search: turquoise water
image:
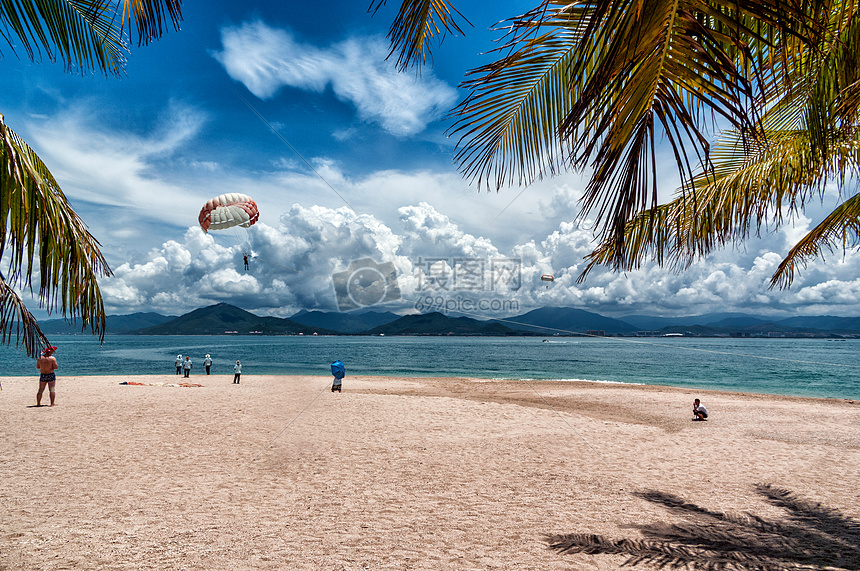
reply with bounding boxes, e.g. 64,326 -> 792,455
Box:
2,335 -> 858,399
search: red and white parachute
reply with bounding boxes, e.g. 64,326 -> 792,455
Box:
198,193 -> 259,233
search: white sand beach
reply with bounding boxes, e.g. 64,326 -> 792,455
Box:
1,374 -> 858,570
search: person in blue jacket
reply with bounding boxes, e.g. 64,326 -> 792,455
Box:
331,360 -> 345,392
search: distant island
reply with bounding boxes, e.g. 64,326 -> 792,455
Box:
35,303 -> 860,338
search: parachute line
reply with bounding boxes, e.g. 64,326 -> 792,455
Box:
235,91 -> 356,213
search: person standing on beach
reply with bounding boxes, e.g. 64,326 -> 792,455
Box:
183,356 -> 193,378
203,354 -> 213,375
174,354 -> 183,375
331,360 -> 345,393
233,360 -> 242,384
693,398 -> 708,421
36,346 -> 59,407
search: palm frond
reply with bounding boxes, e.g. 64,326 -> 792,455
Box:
579,3 -> 860,283
578,123 -> 859,283
0,115 -> 112,351
448,25 -> 581,190
0,0 -> 182,75
369,0 -> 469,71
0,0 -> 125,74
771,191 -> 860,288
447,0 -> 841,263
0,274 -> 50,357
120,0 -> 182,46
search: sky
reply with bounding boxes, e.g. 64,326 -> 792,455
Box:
3,1 -> 860,321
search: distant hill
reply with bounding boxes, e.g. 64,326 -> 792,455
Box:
289,310 -> 400,334
38,312 -> 176,335
708,316 -> 771,328
619,312 -> 860,335
35,305 -> 860,337
367,312 -> 514,335
135,303 -> 333,335
619,312 -> 772,330
778,315 -> 860,331
506,307 -> 638,335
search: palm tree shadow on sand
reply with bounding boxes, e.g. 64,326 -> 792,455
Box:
547,484 -> 860,570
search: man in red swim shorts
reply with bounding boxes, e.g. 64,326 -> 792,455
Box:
36,346 -> 59,407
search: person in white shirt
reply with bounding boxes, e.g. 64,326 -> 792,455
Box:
233,360 -> 242,384
693,398 -> 709,421
203,354 -> 213,375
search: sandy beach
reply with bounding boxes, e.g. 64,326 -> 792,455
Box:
1,374 -> 858,570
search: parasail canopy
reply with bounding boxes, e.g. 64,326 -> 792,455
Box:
540,274 -> 554,282
198,193 -> 259,232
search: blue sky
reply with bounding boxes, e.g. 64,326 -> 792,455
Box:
3,1 -> 859,320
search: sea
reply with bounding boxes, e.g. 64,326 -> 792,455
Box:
2,335 -> 858,400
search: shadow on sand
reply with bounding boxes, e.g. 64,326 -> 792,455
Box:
547,484 -> 860,570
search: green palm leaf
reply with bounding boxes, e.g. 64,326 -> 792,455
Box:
0,0 -> 182,75
771,192 -> 860,288
448,26 -> 580,191
119,0 -> 182,47
0,0 -> 181,356
369,0 -> 469,71
580,3 -> 860,286
1,115 -> 112,355
0,275 -> 50,358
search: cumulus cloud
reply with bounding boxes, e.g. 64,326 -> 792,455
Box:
213,20 -> 457,136
98,200 -> 860,319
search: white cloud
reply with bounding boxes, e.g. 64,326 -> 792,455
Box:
21,101 -> 211,264
97,200 -> 860,320
17,101 -> 860,321
213,20 -> 457,136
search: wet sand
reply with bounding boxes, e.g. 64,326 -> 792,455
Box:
1,374 -> 858,570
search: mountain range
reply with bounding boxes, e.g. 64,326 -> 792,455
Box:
34,304 -> 860,337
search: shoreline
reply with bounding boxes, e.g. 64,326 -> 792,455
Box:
3,374 -> 859,569
2,373 -> 857,403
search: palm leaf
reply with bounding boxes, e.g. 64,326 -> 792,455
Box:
0,114 -> 112,356
369,0 -> 469,71
580,4 -> 860,286
448,0 -> 835,261
578,124 -> 859,282
0,274 -> 50,357
0,0 -> 182,75
771,192 -> 860,288
120,0 -> 182,46
448,24 -> 581,190
0,0 -> 125,74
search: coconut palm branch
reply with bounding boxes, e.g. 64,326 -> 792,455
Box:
771,192 -> 860,288
0,274 -> 50,359
578,123 -> 860,282
368,0 -> 469,71
1,115 -> 112,354
446,0 -> 829,255
119,0 -> 182,46
0,0 -> 124,74
0,0 -> 181,76
579,4 -> 860,286
1,0 -> 182,356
